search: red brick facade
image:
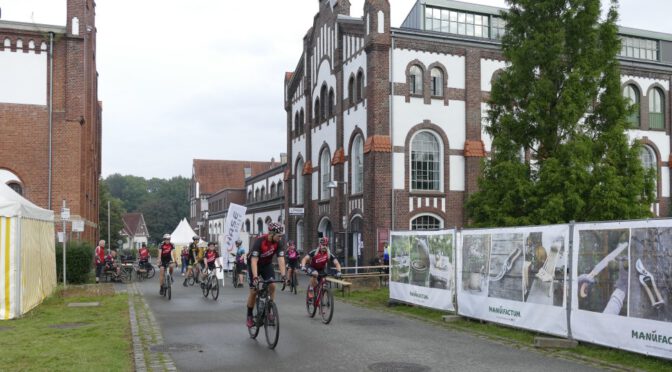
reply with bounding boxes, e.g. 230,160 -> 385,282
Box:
0,0 -> 102,242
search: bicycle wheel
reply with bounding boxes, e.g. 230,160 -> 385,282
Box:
202,276 -> 210,298
264,301 -> 280,349
146,266 -> 156,279
292,272 -> 298,294
248,302 -> 261,339
187,274 -> 195,286
166,274 -> 172,301
211,278 -> 219,300
305,287 -> 316,318
319,287 -> 334,324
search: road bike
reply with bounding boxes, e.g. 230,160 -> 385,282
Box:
201,266 -> 221,300
281,265 -> 298,294
232,262 -> 246,288
248,279 -> 283,349
185,263 -> 202,286
305,270 -> 336,324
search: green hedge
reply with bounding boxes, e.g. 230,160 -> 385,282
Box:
55,241 -> 94,284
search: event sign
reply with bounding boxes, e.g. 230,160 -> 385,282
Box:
571,220 -> 672,359
389,230 -> 455,311
458,225 -> 570,337
221,203 -> 246,253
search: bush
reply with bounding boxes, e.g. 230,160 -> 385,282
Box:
148,245 -> 159,259
55,241 -> 94,284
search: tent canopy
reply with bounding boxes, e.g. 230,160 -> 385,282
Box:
0,183 -> 53,221
169,218 -> 199,246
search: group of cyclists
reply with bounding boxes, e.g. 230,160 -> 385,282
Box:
139,221 -> 342,329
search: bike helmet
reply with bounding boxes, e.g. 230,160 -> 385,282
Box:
192,235 -> 200,241
162,234 -> 171,240
235,239 -> 243,245
319,236 -> 329,246
268,222 -> 285,235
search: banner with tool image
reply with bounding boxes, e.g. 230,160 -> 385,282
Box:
389,230 -> 455,311
457,225 -> 570,337
571,220 -> 672,359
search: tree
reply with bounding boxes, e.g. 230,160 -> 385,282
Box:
98,181 -> 126,248
106,173 -> 148,212
466,0 -> 654,227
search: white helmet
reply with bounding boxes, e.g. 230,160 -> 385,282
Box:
163,234 -> 171,240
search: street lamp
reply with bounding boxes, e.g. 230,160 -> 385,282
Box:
327,180 -> 351,272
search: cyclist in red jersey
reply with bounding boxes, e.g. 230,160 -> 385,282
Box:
284,241 -> 300,290
94,240 -> 106,283
158,234 -> 175,295
246,222 -> 287,328
138,243 -> 150,271
204,241 -> 220,272
300,236 -> 342,299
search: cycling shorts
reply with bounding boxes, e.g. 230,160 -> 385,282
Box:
248,264 -> 275,288
160,256 -> 172,268
287,260 -> 299,269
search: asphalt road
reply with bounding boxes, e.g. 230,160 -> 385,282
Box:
137,272 -> 602,372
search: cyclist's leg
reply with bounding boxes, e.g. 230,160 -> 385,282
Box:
159,265 -> 165,288
246,268 -> 257,325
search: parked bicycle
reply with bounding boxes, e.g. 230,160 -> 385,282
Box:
135,261 -> 156,281
248,279 -> 283,349
201,266 -> 221,300
305,270 -> 335,324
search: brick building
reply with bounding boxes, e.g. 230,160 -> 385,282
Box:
0,0 -> 102,242
284,0 -> 672,264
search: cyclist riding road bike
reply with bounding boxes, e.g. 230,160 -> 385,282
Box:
246,222 -> 287,328
234,239 -> 247,288
300,237 -> 342,300
183,235 -> 200,287
158,234 -> 175,295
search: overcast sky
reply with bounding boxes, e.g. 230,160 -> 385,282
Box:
1,0 -> 671,179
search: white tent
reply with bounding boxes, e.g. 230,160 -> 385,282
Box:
170,218 -> 199,246
0,183 -> 56,320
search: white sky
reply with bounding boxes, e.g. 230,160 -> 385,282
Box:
1,0 -> 670,178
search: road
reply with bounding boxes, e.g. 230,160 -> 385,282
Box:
136,273 -> 602,372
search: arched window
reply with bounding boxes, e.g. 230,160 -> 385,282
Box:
261,186 -> 266,200
640,145 -> 657,200
314,98 -> 320,122
296,220 -> 304,253
409,65 -> 423,95
277,181 -> 283,197
320,84 -> 328,120
296,159 -> 305,204
430,68 -> 443,96
299,109 -> 305,134
245,219 -> 251,232
248,190 -> 253,202
328,88 -> 335,117
356,70 -> 364,101
351,134 -> 364,194
6,182 -> 22,196
411,215 -> 442,230
255,188 -> 260,201
348,75 -> 355,106
270,183 -> 276,198
320,148 -> 332,200
649,88 -> 665,129
257,218 -> 264,234
623,85 -> 640,128
294,112 -> 300,135
411,131 -> 441,191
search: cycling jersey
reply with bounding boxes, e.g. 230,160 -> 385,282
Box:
286,248 -> 299,262
235,247 -> 246,265
139,248 -> 149,261
188,243 -> 199,264
159,243 -> 174,258
307,248 -> 336,271
95,245 -> 105,264
205,249 -> 219,265
249,234 -> 285,266
196,247 -> 205,261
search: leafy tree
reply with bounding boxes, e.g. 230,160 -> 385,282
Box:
106,173 -> 148,212
98,181 -> 126,248
467,0 -> 654,227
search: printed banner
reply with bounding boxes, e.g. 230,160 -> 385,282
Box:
221,203 -> 247,271
389,230 -> 455,311
571,220 -> 672,360
458,225 -> 570,337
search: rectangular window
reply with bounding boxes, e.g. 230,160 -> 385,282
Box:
619,36 -> 658,61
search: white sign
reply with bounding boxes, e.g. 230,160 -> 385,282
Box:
57,232 -> 64,243
72,220 -> 84,232
289,208 -> 304,216
60,208 -> 70,220
389,230 -> 456,312
222,203 -> 247,253
457,225 -> 570,338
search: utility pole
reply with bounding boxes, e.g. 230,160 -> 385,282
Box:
107,200 -> 111,253
61,200 -> 70,288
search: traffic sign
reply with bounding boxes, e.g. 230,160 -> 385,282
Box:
289,208 -> 304,216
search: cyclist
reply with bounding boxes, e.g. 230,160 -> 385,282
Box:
300,237 -> 342,300
138,242 -> 150,271
104,249 -> 122,282
284,241 -> 300,291
183,236 -> 200,287
158,234 -> 175,295
234,239 -> 247,288
246,222 -> 287,328
202,241 -> 220,287
195,240 -> 206,283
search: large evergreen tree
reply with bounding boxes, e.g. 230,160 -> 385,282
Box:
466,0 -> 655,227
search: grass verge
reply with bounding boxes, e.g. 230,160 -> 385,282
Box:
0,285 -> 133,372
343,288 -> 671,372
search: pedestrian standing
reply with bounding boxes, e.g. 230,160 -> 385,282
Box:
94,240 -> 106,283
181,246 -> 189,276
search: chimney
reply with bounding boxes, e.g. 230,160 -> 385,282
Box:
271,157 -> 276,166
280,153 -> 288,164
